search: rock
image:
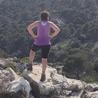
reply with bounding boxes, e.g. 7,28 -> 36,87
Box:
85,83 -> 98,92
66,79 -> 84,91
1,58 -> 98,98
0,59 -> 7,69
0,58 -> 17,71
7,77 -> 31,98
0,58 -> 14,66
0,68 -> 17,93
22,73 -> 40,98
0,90 -> 28,98
51,73 -> 67,84
81,91 -> 98,98
87,91 -> 98,98
0,64 -> 31,98
0,59 -> 6,65
22,64 -> 85,98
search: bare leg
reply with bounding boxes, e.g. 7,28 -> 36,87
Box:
42,58 -> 48,74
27,49 -> 35,71
29,49 -> 35,64
40,58 -> 48,82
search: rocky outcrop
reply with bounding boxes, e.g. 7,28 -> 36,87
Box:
22,64 -> 98,98
0,58 -> 98,98
0,68 -> 31,98
0,58 -> 31,98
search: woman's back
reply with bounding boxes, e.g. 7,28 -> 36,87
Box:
34,21 -> 51,45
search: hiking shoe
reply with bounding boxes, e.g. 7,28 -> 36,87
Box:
40,73 -> 46,82
27,63 -> 33,71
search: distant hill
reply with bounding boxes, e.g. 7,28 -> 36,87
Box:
0,0 -> 98,53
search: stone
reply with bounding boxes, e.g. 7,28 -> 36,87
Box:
0,65 -> 31,98
0,68 -> 17,93
85,83 -> 98,92
82,91 -> 98,98
8,77 -> 31,98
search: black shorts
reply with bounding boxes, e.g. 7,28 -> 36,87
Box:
31,44 -> 51,58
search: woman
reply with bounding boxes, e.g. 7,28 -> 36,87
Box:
27,11 -> 60,82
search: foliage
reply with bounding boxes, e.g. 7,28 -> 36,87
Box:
94,60 -> 98,73
0,48 -> 8,58
0,0 -> 98,82
5,62 -> 17,72
63,48 -> 88,79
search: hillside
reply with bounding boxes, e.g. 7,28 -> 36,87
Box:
0,0 -> 98,81
0,0 -> 98,53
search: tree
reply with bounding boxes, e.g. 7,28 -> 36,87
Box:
94,60 -> 98,73
63,48 -> 89,79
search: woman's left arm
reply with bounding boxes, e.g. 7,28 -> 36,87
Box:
49,21 -> 60,38
27,21 -> 39,39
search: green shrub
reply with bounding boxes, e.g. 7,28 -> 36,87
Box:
0,49 -> 8,58
5,62 -> 17,72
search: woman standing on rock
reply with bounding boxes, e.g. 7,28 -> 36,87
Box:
27,11 -> 60,82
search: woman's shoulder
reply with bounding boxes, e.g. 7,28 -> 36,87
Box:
48,21 -> 53,24
48,21 -> 55,26
34,20 -> 40,24
31,20 -> 40,26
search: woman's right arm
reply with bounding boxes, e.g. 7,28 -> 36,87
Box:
27,21 -> 39,39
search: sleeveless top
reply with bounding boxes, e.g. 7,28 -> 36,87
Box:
34,21 -> 51,45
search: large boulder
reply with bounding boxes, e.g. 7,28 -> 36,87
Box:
8,77 -> 31,98
0,68 -> 17,93
0,65 -> 31,98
